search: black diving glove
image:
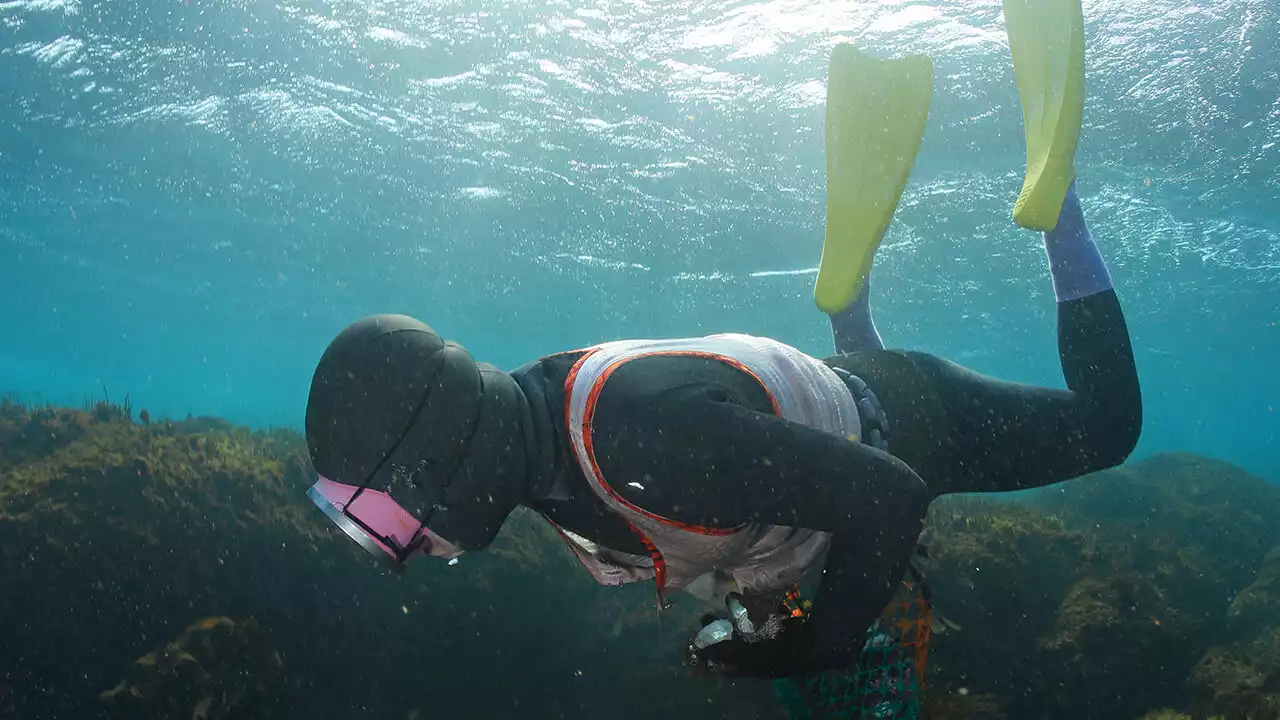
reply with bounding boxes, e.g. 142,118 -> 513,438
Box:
684,593 -> 845,679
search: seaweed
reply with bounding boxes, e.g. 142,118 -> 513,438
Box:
100,616 -> 284,719
3,398 -> 1280,719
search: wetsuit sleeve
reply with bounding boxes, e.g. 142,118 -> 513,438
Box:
591,383 -> 932,662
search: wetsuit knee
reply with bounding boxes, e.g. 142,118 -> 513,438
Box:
1058,290 -> 1143,472
1081,393 -> 1141,472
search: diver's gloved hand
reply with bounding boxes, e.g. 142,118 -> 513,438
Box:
684,593 -> 843,679
686,617 -> 819,679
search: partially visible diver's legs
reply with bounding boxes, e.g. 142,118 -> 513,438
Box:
913,180 -> 1141,494
828,182 -> 1142,496
828,278 -> 885,354
1043,180 -> 1113,302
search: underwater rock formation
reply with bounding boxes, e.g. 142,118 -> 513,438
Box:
920,453 -> 1280,720
1187,636 -> 1280,720
1184,546 -> 1280,720
1226,546 -> 1280,640
0,399 -> 766,719
1,397 -> 1279,720
100,616 -> 283,719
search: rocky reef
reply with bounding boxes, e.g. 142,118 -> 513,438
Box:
1,397 -> 1279,719
100,616 -> 283,719
919,453 -> 1280,720
0,398 -> 772,719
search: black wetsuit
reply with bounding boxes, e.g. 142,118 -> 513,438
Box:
514,288 -> 1141,668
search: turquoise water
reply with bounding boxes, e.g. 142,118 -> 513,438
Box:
2,0 -> 1277,478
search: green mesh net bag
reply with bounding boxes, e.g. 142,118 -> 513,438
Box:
773,576 -> 933,720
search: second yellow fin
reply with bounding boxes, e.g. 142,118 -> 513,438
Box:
815,44 -> 933,315
1004,0 -> 1086,231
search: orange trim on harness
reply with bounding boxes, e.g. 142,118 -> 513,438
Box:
564,347 -> 783,607
569,348 -> 780,535
631,527 -> 669,609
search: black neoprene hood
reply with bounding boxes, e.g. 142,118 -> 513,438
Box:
305,314 -> 524,552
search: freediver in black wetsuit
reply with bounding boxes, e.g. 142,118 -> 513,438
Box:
301,179 -> 1141,680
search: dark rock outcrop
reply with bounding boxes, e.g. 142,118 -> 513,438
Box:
2,398 -> 1278,719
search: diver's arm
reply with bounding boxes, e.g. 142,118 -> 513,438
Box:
592,384 -> 931,665
593,383 -> 927,532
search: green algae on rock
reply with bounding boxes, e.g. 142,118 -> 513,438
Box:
0,398 -> 776,719
2,398 -> 1280,720
919,454 -> 1280,719
100,616 -> 283,720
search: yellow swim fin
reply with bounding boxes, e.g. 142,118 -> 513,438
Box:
815,44 -> 933,315
1003,0 -> 1086,231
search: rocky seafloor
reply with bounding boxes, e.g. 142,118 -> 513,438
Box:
1,398 -> 1277,720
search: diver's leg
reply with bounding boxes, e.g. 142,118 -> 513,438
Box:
828,278 -> 885,354
912,182 -> 1141,494
829,183 -> 1141,497
1043,180 -> 1114,302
